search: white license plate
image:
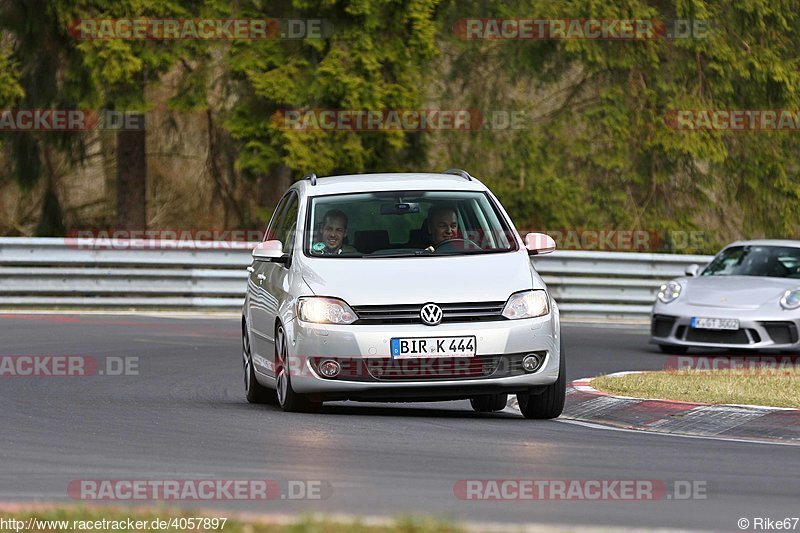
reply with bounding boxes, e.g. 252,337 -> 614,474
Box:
690,317 -> 740,330
390,336 -> 476,358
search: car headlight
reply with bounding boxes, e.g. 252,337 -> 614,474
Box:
502,290 -> 550,319
780,288 -> 800,310
657,281 -> 682,304
297,297 -> 357,324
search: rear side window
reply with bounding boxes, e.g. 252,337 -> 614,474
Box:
273,192 -> 299,254
279,196 -> 299,253
265,193 -> 291,241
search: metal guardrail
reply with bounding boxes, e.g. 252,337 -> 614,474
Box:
0,237 -> 713,318
531,250 -> 712,318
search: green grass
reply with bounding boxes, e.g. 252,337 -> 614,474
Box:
591,368 -> 800,408
0,507 -> 465,533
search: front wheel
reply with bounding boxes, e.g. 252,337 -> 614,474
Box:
275,325 -> 322,413
470,394 -> 508,412
517,345 -> 566,419
243,320 -> 275,404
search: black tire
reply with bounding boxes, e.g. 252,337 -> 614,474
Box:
470,394 -> 509,412
242,320 -> 275,404
275,324 -> 322,413
659,344 -> 688,355
517,345 -> 566,420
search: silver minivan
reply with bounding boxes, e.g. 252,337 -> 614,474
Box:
241,170 -> 564,418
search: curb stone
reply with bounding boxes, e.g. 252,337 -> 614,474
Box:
510,372 -> 800,444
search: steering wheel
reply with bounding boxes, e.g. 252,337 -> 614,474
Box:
434,238 -> 482,252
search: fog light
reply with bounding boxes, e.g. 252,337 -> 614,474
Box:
318,359 -> 341,378
522,354 -> 542,372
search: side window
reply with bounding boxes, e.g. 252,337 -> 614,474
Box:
274,193 -> 299,254
265,194 -> 291,241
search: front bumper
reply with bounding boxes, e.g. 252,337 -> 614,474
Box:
651,311 -> 800,351
284,312 -> 560,399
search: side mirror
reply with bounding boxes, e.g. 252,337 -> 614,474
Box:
524,233 -> 556,255
253,240 -> 288,262
684,264 -> 700,277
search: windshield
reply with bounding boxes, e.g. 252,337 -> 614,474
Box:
702,245 -> 800,278
304,190 -> 518,257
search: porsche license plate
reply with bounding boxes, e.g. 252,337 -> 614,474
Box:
690,317 -> 739,330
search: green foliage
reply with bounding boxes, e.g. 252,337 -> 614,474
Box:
225,0 -> 441,179
2,0 -> 800,247
0,0 -> 95,199
431,0 -> 800,250
0,43 -> 22,164
0,45 -> 23,107
71,0 -> 208,110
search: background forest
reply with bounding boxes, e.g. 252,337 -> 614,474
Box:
1,0 -> 800,253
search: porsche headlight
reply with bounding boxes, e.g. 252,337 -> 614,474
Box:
657,281 -> 682,304
502,290 -> 550,319
297,297 -> 357,324
780,288 -> 800,310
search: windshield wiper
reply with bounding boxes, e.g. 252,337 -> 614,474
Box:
363,251 -> 431,258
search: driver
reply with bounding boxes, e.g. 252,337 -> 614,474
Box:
312,209 -> 357,255
424,205 -> 458,251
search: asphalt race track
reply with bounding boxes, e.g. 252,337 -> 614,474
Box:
1,314 -> 798,530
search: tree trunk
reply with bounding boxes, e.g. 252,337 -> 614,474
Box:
34,146 -> 65,236
116,113 -> 147,229
35,184 -> 65,236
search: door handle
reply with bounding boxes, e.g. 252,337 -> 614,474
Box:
257,274 -> 267,282
247,266 -> 255,273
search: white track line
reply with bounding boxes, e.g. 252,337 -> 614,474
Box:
554,417 -> 800,447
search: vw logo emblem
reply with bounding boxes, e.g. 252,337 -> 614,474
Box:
420,303 -> 443,326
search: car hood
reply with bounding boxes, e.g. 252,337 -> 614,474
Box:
685,275 -> 800,308
301,252 -> 537,305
